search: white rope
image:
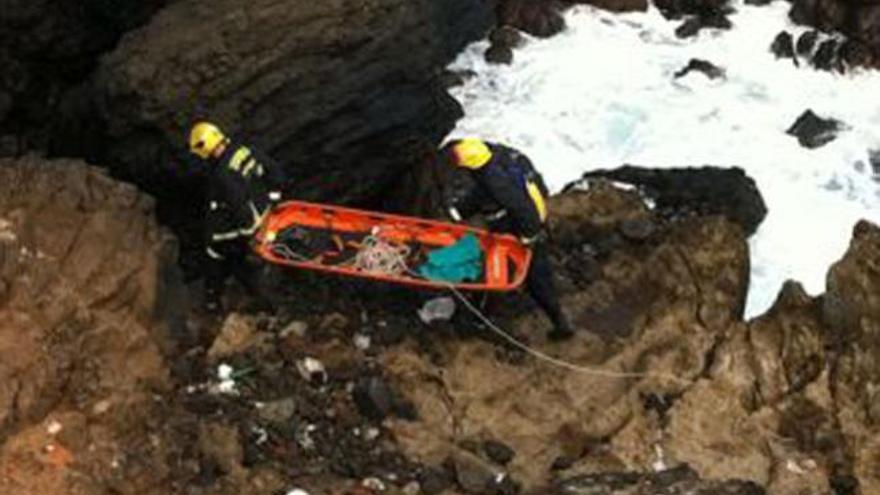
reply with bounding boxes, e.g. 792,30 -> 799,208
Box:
446,285 -> 694,385
271,230 -> 693,385
352,235 -> 411,275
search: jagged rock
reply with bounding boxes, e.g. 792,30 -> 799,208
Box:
485,45 -> 515,65
353,375 -> 416,421
578,0 -> 649,13
823,221 -> 880,493
494,0 -> 566,38
552,466 -> 766,494
747,281 -> 825,405
258,398 -> 298,425
870,149 -> 880,174
451,449 -> 506,494
654,0 -> 730,19
0,157 -> 183,493
812,39 -> 839,71
483,440 -> 516,466
786,109 -> 843,149
385,185 -> 751,489
796,30 -> 819,57
419,466 -> 455,495
208,313 -> 264,360
490,26 -> 525,49
675,14 -> 733,39
673,58 -> 726,79
770,32 -> 796,60
788,0 -> 880,70
578,166 -> 768,236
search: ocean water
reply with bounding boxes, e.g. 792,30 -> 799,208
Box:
446,0 -> 880,318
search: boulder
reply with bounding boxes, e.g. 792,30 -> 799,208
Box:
673,58 -> 726,79
577,166 -> 768,236
770,32 -> 796,60
786,109 -> 843,149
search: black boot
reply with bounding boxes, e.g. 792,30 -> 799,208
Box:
547,313 -> 575,341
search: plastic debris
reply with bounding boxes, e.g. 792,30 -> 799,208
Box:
354,333 -> 371,351
215,363 -> 239,395
362,477 -> 386,492
296,357 -> 328,384
418,297 -> 456,324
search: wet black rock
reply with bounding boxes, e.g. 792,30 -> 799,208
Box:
796,30 -> 820,57
483,440 -> 516,465
675,14 -> 733,38
576,165 -> 768,236
490,26 -> 525,49
674,58 -> 726,79
869,149 -> 880,175
485,45 -> 514,65
552,466 -> 766,494
654,0 -> 730,19
420,466 -> 456,495
495,0 -> 566,38
352,375 -> 417,421
787,109 -> 844,149
812,39 -> 840,71
770,31 -> 796,60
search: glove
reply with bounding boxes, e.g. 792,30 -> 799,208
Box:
519,230 -> 546,246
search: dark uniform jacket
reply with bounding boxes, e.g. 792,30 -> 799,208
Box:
451,143 -> 550,239
205,141 -> 286,258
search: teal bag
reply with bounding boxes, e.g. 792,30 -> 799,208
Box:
418,233 -> 483,283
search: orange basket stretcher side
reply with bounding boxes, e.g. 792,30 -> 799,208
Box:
253,200 -> 532,292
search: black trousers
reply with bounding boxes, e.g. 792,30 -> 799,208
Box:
205,238 -> 261,302
490,217 -> 567,330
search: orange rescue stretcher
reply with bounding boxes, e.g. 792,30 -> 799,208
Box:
254,200 -> 532,291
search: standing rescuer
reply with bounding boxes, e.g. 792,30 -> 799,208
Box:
442,138 -> 575,341
188,121 -> 287,312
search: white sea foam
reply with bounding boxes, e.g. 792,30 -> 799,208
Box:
447,0 -> 880,317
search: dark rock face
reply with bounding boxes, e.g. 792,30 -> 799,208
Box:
95,0 -> 492,206
574,165 -> 768,236
787,0 -> 880,70
0,0 -> 168,156
674,58 -> 726,79
787,109 -> 844,149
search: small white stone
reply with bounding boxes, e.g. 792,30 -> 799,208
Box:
47,420 -> 63,436
354,333 -> 371,351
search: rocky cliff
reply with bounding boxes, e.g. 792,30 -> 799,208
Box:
3,157 -> 878,494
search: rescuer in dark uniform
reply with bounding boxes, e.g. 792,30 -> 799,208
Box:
188,121 -> 286,312
441,138 -> 574,341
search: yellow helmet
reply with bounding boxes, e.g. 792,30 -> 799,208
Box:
450,138 -> 492,169
188,122 -> 227,159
